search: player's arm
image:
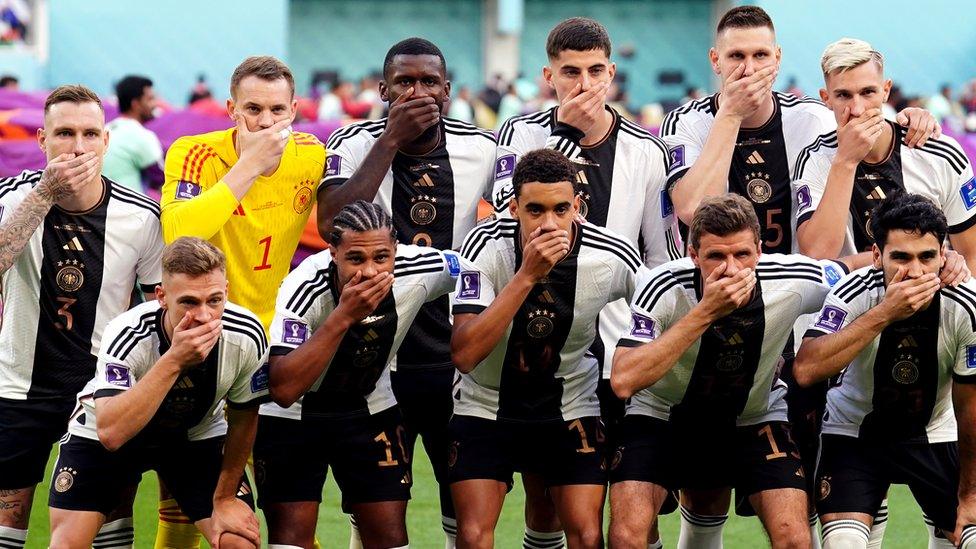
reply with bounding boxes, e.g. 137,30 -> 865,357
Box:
269,271 -> 393,407
451,227 -> 570,373
160,117 -> 290,243
0,154 -> 98,274
794,267 -> 940,386
316,87 -> 439,236
208,405 -> 261,548
95,313 -> 221,451
669,65 -> 776,224
611,263 -> 755,398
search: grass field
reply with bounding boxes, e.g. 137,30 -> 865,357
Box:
26,447 -> 929,548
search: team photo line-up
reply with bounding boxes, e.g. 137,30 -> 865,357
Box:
1,5 -> 974,549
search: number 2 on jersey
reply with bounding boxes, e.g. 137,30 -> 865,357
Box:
254,236 -> 272,271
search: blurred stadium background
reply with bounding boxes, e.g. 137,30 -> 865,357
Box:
2,0 -> 973,546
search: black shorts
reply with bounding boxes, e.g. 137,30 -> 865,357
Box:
253,407 -> 412,510
780,356 -> 828,494
815,434 -> 959,532
610,415 -> 807,498
0,397 -> 76,489
447,415 -> 607,488
48,434 -> 241,523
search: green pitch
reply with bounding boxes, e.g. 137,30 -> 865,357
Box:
27,447 -> 928,547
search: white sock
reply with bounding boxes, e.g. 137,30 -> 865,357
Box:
93,517 -> 134,549
349,515 -> 363,549
523,526 -> 564,549
821,519 -> 870,549
647,539 -> 664,549
810,512 -> 822,549
0,526 -> 27,549
677,505 -> 727,549
923,514 -> 954,549
442,515 -> 457,549
866,499 -> 887,549
960,525 -> 976,549
269,545 -> 304,549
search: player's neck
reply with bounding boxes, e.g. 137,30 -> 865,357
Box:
400,125 -> 442,156
56,174 -> 105,213
161,310 -> 176,343
740,95 -> 776,129
118,112 -> 141,124
863,121 -> 895,165
580,107 -> 614,146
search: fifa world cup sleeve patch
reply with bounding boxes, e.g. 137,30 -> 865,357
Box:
966,345 -> 976,369
105,364 -> 132,387
823,263 -> 843,287
797,185 -> 812,211
669,145 -> 685,169
495,154 -> 516,180
251,363 -> 270,393
660,190 -> 674,218
325,155 -> 342,177
814,306 -> 847,333
960,177 -> 976,210
630,313 -> 655,339
444,252 -> 461,277
281,319 -> 309,345
457,271 -> 481,300
175,180 -> 201,200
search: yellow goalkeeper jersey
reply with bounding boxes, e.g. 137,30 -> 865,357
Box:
161,127 -> 326,331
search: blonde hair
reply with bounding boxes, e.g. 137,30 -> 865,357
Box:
821,38 -> 884,77
230,55 -> 295,99
162,237 -> 226,277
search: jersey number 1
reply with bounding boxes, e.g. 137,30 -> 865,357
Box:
254,236 -> 272,271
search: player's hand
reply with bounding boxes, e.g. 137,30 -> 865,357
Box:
334,271 -> 394,324
951,496 -> 976,547
36,152 -> 100,202
519,226 -> 571,283
718,64 -> 777,121
940,249 -> 970,288
382,86 -> 441,148
896,107 -> 941,148
556,81 -> 610,135
836,107 -> 885,166
698,263 -> 756,320
235,114 -> 291,175
209,496 -> 261,549
879,267 -> 941,322
165,312 -> 221,369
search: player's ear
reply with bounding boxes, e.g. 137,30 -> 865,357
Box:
155,285 -> 166,308
443,79 -> 451,100
607,62 -> 616,81
708,48 -> 720,75
882,79 -> 892,103
872,244 -> 883,270
379,80 -> 389,103
36,127 -> 45,151
509,197 -> 519,219
688,245 -> 701,267
225,98 -> 235,120
819,88 -> 829,105
542,66 -> 554,88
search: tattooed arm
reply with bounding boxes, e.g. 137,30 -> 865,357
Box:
0,152 -> 98,274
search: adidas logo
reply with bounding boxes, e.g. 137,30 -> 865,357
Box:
867,186 -> 886,200
233,205 -> 246,216
174,377 -> 194,390
576,170 -> 589,185
723,332 -> 744,345
745,150 -> 765,165
539,290 -> 556,304
413,174 -> 435,187
62,237 -> 83,251
363,329 -> 378,343
899,336 -> 918,348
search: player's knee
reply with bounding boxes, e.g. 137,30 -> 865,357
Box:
217,531 -> 258,549
456,521 -> 493,549
766,516 -> 813,549
821,520 -> 869,549
566,524 -> 603,549
608,518 -> 647,549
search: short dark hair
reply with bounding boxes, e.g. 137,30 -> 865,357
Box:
688,193 -> 761,250
44,84 -> 103,114
162,237 -> 226,277
512,149 -> 579,198
0,75 -> 18,87
115,75 -> 153,114
329,200 -> 397,246
383,38 -> 447,80
869,192 -> 947,250
230,56 -> 295,99
546,17 -> 611,60
716,5 -> 775,34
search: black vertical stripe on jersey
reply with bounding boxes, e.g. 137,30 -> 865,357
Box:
849,122 -> 905,251
722,97 -> 793,254
28,180 -> 111,399
134,307 -> 219,444
670,271 -> 767,431
860,293 -> 940,443
390,123 -> 455,370
300,264 -> 399,418
563,107 -> 619,228
497,223 -> 583,422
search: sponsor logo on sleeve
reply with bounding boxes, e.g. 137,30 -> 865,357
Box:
660,189 -> 674,218
494,154 -> 516,180
669,145 -> 685,169
175,180 -> 201,200
250,363 -> 270,393
823,263 -> 842,287
444,252 -> 461,277
960,177 -> 976,210
325,155 -> 342,177
458,271 -> 481,300
630,313 -> 655,339
814,306 -> 847,333
797,185 -> 812,211
282,319 -> 309,345
105,364 -> 131,387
